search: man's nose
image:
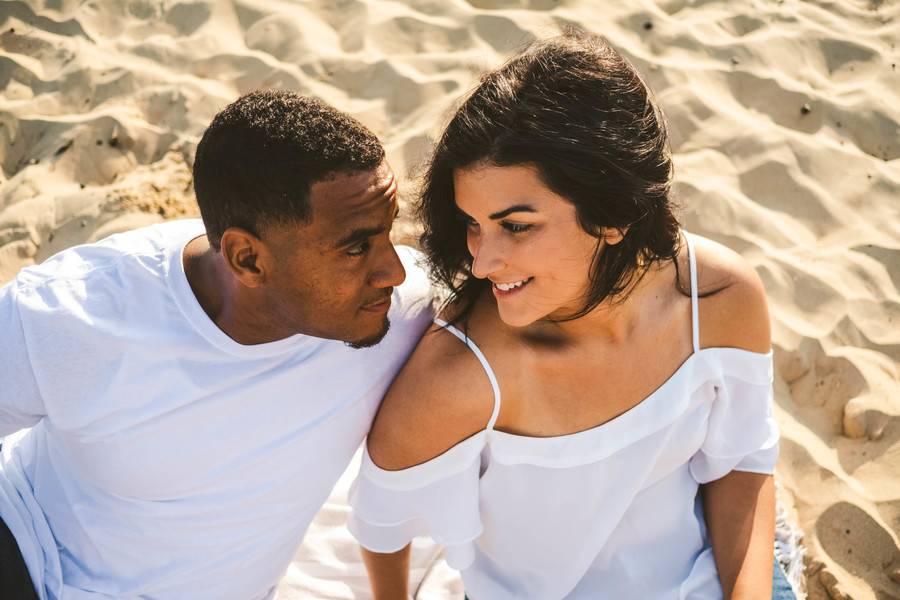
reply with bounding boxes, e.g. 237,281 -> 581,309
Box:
370,242 -> 406,289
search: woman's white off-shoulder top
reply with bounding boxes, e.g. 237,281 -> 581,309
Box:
348,233 -> 779,599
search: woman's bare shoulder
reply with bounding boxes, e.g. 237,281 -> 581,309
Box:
689,235 -> 771,354
366,320 -> 497,471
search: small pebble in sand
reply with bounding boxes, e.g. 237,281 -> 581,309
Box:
643,21 -> 653,31
801,103 -> 811,115
96,140 -> 103,146
889,566 -> 900,584
843,400 -> 868,438
731,57 -> 740,65
79,183 -> 85,189
109,136 -> 119,148
55,141 -> 73,156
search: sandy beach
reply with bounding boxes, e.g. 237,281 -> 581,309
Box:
1,0 -> 898,598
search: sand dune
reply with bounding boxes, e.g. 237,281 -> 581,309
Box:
1,1 -> 898,598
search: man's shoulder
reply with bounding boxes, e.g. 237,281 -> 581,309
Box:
391,245 -> 437,322
13,219 -> 202,317
18,219 -> 200,284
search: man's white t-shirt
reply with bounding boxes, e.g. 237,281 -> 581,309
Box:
0,219 -> 434,599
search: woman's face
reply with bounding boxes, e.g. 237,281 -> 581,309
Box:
454,163 -> 605,327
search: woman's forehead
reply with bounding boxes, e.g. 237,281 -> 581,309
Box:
453,164 -> 566,214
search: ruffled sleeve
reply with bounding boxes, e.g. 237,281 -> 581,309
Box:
689,349 -> 780,484
348,432 -> 486,570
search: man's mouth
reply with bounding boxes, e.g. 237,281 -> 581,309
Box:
360,292 -> 393,313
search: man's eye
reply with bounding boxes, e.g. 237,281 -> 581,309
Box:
347,241 -> 370,257
502,222 -> 532,234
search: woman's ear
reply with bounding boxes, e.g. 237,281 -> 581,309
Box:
599,227 -> 627,246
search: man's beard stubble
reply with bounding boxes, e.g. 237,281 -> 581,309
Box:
345,317 -> 391,350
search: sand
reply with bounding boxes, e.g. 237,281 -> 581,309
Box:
1,0 -> 898,598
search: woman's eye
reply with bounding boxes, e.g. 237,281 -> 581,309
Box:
502,222 -> 532,234
456,211 -> 478,228
347,241 -> 370,257
463,217 -> 479,231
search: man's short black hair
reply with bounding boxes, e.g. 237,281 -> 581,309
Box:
193,90 -> 385,249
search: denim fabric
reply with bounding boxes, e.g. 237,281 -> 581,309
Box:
772,556 -> 798,600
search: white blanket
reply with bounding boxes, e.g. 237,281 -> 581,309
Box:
278,449 -> 464,599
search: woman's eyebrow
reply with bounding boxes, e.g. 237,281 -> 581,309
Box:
489,204 -> 537,220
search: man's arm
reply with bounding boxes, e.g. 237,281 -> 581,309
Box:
0,280 -> 46,436
702,472 -> 775,599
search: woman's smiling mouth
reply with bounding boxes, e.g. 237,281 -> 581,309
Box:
491,277 -> 533,296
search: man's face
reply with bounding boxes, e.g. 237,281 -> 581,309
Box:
261,161 -> 405,347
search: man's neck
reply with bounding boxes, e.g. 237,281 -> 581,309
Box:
182,236 -> 287,346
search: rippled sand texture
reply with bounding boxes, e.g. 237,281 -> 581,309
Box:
1,0 -> 899,598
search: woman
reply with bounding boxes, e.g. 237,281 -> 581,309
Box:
348,32 -> 793,599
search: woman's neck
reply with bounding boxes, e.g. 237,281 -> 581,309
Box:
513,260 -> 673,349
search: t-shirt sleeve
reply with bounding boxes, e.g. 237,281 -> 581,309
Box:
0,279 -> 46,435
348,434 -> 485,570
689,351 -> 780,484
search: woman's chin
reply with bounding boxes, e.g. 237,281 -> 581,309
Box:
496,305 -> 543,328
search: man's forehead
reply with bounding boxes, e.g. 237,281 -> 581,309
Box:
310,163 -> 395,214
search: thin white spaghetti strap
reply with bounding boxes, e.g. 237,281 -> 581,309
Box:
433,318 -> 502,431
684,231 -> 700,353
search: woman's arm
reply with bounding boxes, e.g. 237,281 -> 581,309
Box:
692,237 -> 777,598
361,545 -> 411,600
701,472 -> 775,599
357,323 -> 496,599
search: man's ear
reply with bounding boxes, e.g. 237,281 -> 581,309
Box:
220,227 -> 267,288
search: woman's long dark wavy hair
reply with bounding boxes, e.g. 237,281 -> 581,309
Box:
418,31 -> 683,325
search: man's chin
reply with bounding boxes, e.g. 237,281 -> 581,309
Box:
345,318 -> 391,349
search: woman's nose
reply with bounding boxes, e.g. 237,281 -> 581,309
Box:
469,235 -> 504,279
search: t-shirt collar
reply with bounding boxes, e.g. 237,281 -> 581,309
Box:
164,220 -> 323,358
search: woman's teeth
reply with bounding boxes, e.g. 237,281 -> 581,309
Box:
494,278 -> 532,291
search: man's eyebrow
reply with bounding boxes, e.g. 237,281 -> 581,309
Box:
488,204 -> 537,220
335,225 -> 386,248
334,202 -> 400,249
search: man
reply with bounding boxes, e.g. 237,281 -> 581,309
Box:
0,90 -> 433,599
